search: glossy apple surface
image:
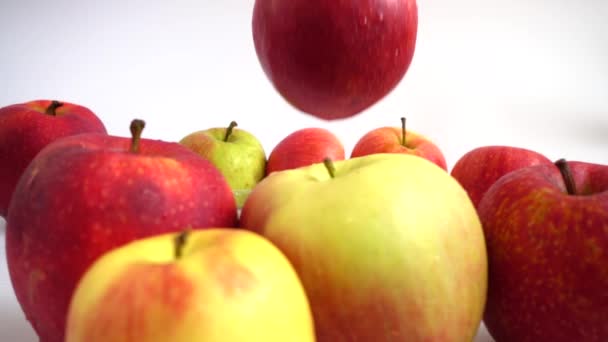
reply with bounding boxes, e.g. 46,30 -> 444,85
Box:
0,99 -> 107,217
478,159 -> 608,342
252,0 -> 418,120
5,120 -> 238,342
241,153 -> 487,341
66,228 -> 315,342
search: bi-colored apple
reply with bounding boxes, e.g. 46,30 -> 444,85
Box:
241,153 -> 488,341
0,99 -> 107,217
5,119 -> 238,342
350,117 -> 447,170
66,228 -> 315,342
451,145 -> 552,208
252,0 -> 418,120
179,121 -> 266,208
266,127 -> 345,175
478,159 -> 608,342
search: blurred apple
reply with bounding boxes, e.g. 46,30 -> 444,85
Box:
252,0 -> 418,120
241,153 -> 488,341
478,159 -> 608,342
66,228 -> 315,342
451,145 -> 552,208
350,117 -> 447,170
179,121 -> 266,208
266,127 -> 344,175
5,119 -> 238,342
0,99 -> 107,217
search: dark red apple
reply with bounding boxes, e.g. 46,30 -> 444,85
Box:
0,99 -> 107,217
266,127 -> 345,175
252,0 -> 418,120
478,159 -> 608,342
451,145 -> 553,208
5,119 -> 238,342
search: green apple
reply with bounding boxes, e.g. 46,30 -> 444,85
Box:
240,153 -> 488,341
180,121 -> 266,207
65,228 -> 315,342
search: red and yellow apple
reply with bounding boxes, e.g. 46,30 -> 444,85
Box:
66,228 -> 315,342
478,159 -> 608,342
350,117 -> 447,170
241,153 -> 488,341
0,99 -> 107,217
5,119 -> 238,342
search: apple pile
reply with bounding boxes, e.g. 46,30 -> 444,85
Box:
1,0 -> 606,341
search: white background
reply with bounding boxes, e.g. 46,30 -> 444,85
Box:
1,0 -> 607,340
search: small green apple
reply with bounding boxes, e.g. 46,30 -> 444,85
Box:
240,153 -> 488,341
65,228 -> 315,342
179,121 -> 266,208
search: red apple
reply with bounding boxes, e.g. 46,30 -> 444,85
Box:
451,145 -> 552,208
266,127 -> 345,175
350,117 -> 447,170
5,119 -> 238,342
478,159 -> 608,342
0,99 -> 107,217
252,0 -> 418,120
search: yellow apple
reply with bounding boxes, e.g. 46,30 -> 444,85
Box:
65,228 -> 315,342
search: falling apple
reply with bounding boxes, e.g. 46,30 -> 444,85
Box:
252,0 -> 419,120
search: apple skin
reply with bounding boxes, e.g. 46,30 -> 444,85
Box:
241,153 -> 488,341
478,160 -> 608,342
5,125 -> 238,342
266,127 -> 345,175
451,145 -> 552,209
350,122 -> 447,170
179,122 -> 267,208
252,0 -> 418,120
0,99 -> 107,217
65,228 -> 315,342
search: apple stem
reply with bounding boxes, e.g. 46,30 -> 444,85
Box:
174,228 -> 192,259
323,157 -> 336,178
224,121 -> 238,142
555,158 -> 577,195
129,119 -> 146,153
45,100 -> 63,116
401,117 -> 407,146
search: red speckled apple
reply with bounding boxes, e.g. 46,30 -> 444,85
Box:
0,99 -> 107,217
5,119 -> 237,342
266,127 -> 345,175
252,0 -> 418,120
478,159 -> 608,342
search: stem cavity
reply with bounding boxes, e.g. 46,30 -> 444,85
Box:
45,100 -> 64,116
555,158 -> 577,195
323,157 -> 336,178
400,117 -> 407,146
129,119 -> 146,153
224,121 -> 238,142
174,228 -> 192,259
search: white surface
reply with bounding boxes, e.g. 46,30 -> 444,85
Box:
1,0 -> 607,341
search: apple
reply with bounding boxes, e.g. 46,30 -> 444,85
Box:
179,121 -> 267,208
5,119 -> 238,342
65,228 -> 315,342
478,159 -> 608,342
240,153 -> 488,341
350,117 -> 447,170
252,0 -> 418,120
450,145 -> 552,209
0,99 -> 107,217
266,127 -> 345,175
